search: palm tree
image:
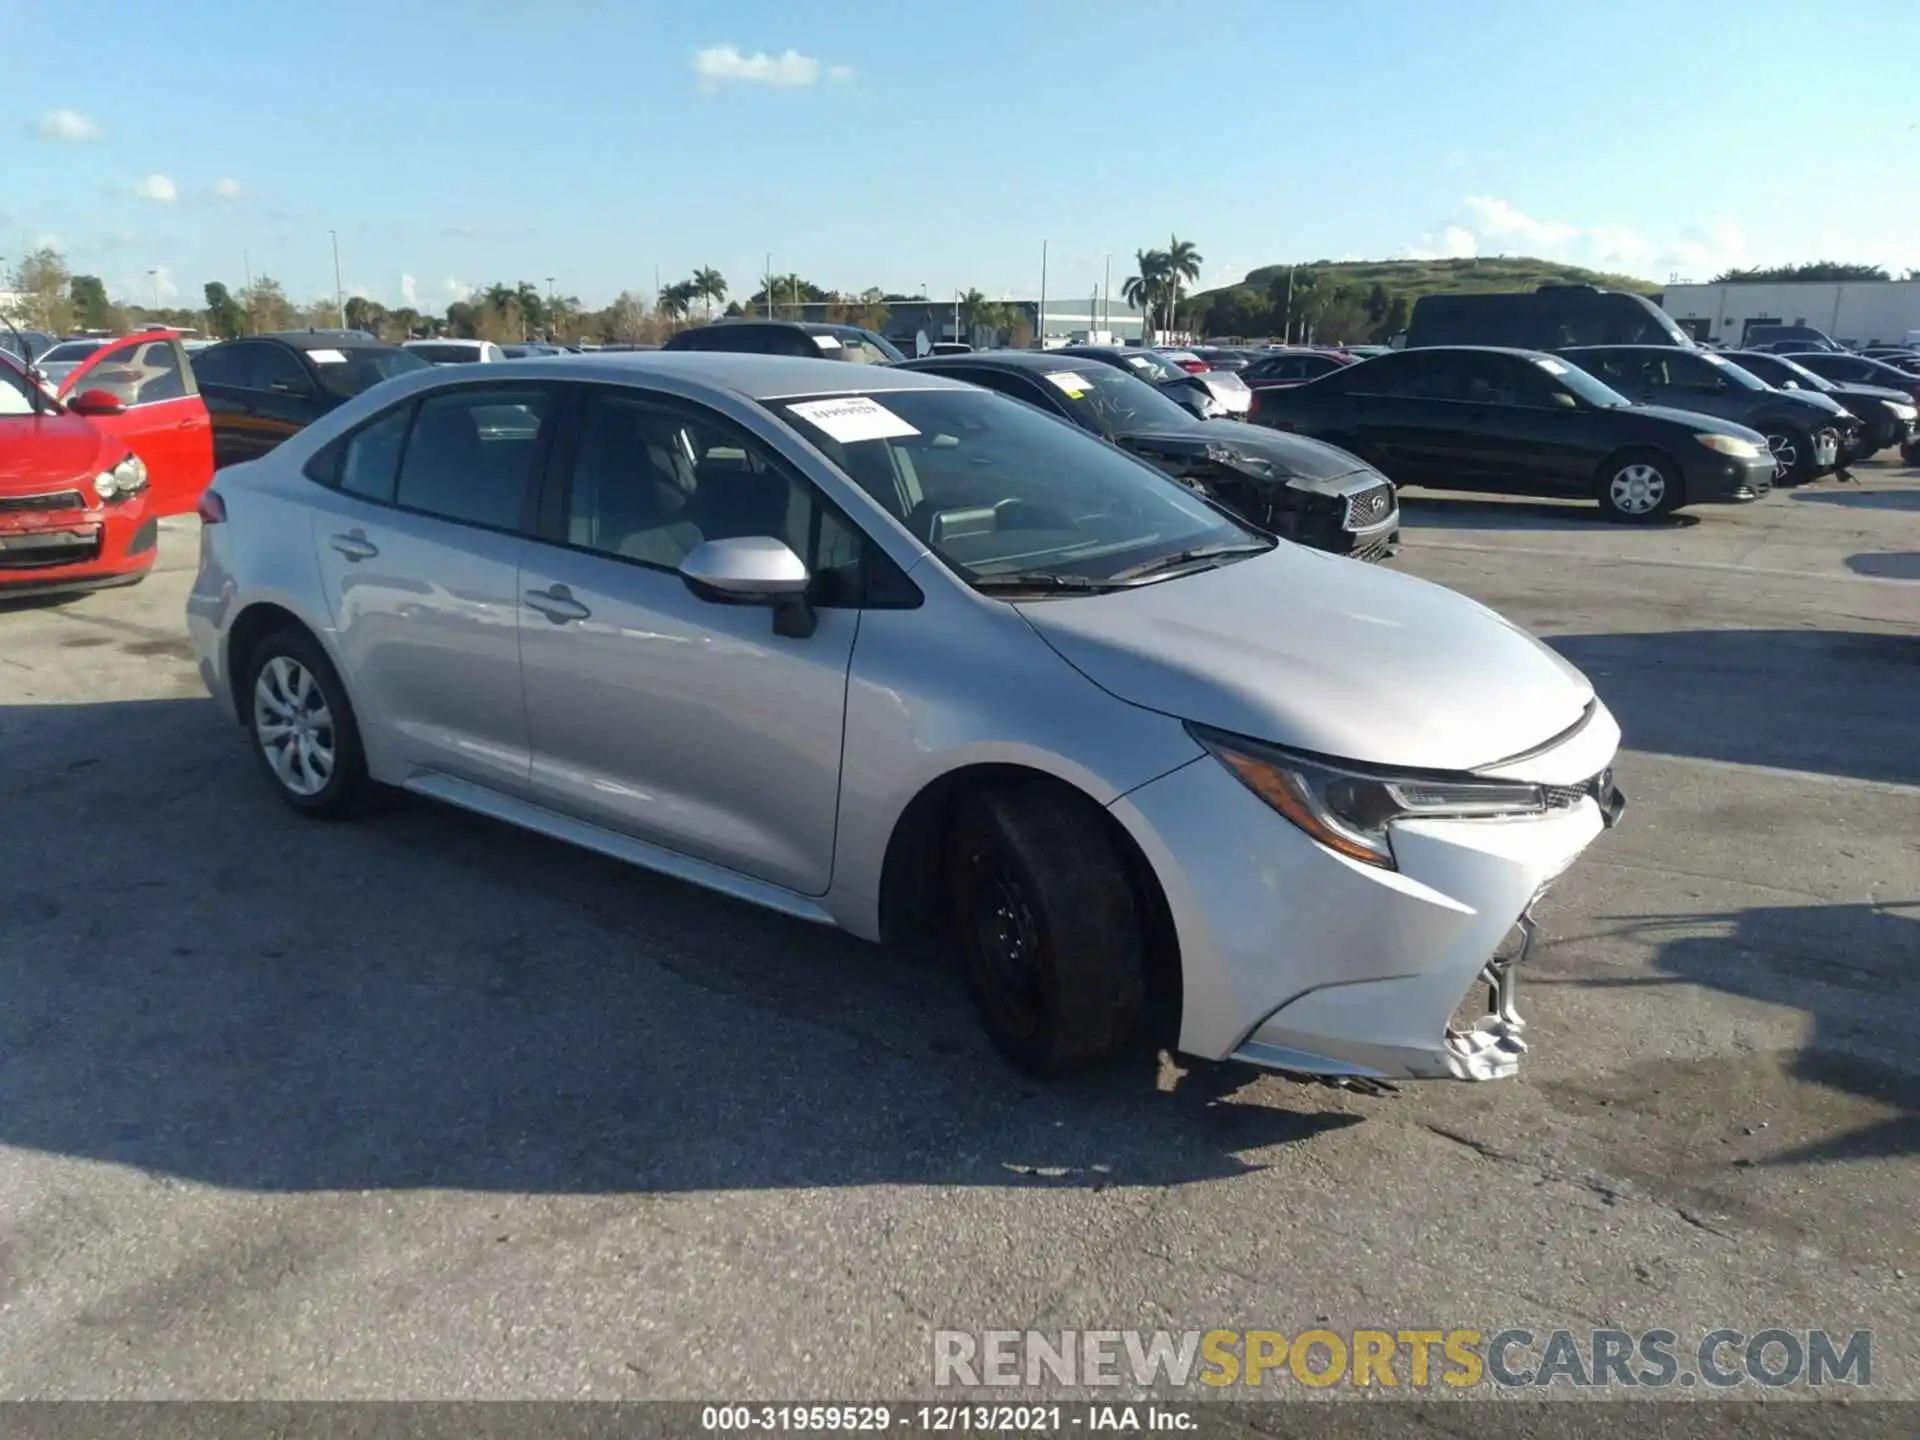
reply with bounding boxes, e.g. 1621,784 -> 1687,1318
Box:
1124,248 -> 1170,340
957,287 -> 990,340
691,267 -> 727,322
1164,235 -> 1203,335
657,280 -> 697,327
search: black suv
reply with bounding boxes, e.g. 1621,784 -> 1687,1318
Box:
190,332 -> 431,468
662,320 -> 903,364
1560,345 -> 1848,483
1728,351 -> 1919,460
1249,345 -> 1777,523
1407,284 -> 1691,349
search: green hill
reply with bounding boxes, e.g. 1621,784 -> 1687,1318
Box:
1185,256 -> 1660,344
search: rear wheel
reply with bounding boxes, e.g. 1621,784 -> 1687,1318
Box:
242,627 -> 374,818
1595,451 -> 1682,523
949,783 -> 1147,1074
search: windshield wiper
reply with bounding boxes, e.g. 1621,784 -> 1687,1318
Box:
1108,543 -> 1273,582
969,571 -> 1124,594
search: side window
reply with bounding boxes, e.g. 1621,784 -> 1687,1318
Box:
191,341 -> 262,388
1575,352 -> 1638,391
254,345 -> 309,392
1344,352 -> 1437,396
1668,355 -> 1727,393
336,404 -> 412,502
564,391 -> 868,601
394,386 -> 554,530
952,368 -> 1057,412
76,339 -> 185,406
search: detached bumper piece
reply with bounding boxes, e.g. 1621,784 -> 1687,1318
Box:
1443,912 -> 1536,1081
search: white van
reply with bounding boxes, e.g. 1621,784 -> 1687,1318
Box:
401,339 -> 506,365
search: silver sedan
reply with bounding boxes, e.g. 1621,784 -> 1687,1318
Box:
187,353 -> 1624,1082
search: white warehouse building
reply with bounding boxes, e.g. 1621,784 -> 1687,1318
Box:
1658,279 -> 1920,348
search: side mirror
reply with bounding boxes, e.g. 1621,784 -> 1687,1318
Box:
1551,391 -> 1579,411
678,536 -> 816,638
68,389 -> 127,416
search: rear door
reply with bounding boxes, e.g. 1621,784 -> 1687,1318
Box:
57,336 -> 214,514
194,341 -> 322,467
305,382 -> 560,795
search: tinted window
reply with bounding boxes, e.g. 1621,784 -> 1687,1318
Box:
394,386 -> 553,530
75,338 -> 187,405
564,390 -> 867,598
40,340 -> 108,365
189,342 -> 254,387
311,345 -> 430,399
254,344 -> 310,391
406,343 -> 483,364
337,405 -> 411,502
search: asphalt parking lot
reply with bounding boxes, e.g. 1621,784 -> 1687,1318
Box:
1,465 -> 1915,1403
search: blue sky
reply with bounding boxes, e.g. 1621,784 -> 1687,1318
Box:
6,0 -> 1919,314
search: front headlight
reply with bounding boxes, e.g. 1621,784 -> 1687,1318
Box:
93,454 -> 148,502
1695,433 -> 1762,459
1189,724 -> 1549,870
1887,402 -> 1916,420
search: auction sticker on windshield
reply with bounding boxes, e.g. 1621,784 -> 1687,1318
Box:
308,349 -> 347,364
812,334 -> 843,351
787,395 -> 920,443
1531,357 -> 1569,375
1043,371 -> 1092,397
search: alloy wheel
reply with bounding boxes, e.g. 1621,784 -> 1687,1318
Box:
1607,463 -> 1667,516
1765,433 -> 1799,474
253,655 -> 336,797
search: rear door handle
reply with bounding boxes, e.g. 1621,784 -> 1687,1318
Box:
328,531 -> 379,562
524,585 -> 591,623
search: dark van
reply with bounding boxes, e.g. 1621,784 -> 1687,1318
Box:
1407,284 -> 1692,350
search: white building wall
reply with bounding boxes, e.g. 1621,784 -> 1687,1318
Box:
1660,281 -> 1920,346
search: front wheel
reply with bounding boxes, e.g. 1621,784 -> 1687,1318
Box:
949,784 -> 1147,1075
1762,428 -> 1813,485
1596,453 -> 1681,523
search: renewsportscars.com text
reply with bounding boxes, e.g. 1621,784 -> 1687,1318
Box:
933,1327 -> 1872,1390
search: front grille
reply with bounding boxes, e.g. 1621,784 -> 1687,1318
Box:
0,528 -> 102,570
1545,766 -> 1614,811
0,489 -> 87,514
1343,483 -> 1395,530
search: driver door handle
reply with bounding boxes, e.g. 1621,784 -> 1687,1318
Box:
524,584 -> 591,623
328,531 -> 379,562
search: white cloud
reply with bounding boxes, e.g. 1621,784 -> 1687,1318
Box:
213,177 -> 245,199
133,173 -> 178,203
1457,195 -> 1580,250
1399,196 -> 1764,280
400,273 -> 420,306
692,43 -> 840,89
444,277 -> 472,301
33,232 -> 62,252
34,108 -> 102,142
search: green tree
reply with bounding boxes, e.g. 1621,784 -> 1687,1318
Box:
1124,248 -> 1170,339
603,290 -> 652,343
204,281 -> 246,338
343,295 -> 388,335
69,274 -> 117,329
389,306 -> 422,340
8,246 -> 74,333
691,267 -> 728,322
1377,294 -> 1411,342
238,275 -> 294,333
1164,235 -> 1204,326
657,279 -> 698,326
1713,261 -> 1890,284
445,299 -> 479,338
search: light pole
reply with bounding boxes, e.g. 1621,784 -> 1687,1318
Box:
545,276 -> 555,339
765,254 -> 773,318
147,268 -> 161,313
1037,240 -> 1047,351
954,289 -> 963,346
1102,250 -> 1112,335
329,230 -> 346,330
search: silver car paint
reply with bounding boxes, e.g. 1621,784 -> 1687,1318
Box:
1015,544 -> 1593,770
189,353 -> 1616,1079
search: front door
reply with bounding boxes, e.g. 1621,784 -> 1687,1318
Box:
306,383 -> 559,795
58,336 -> 214,514
517,386 -> 863,895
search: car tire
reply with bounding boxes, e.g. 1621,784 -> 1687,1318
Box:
1761,427 -> 1814,485
1903,435 -> 1920,468
1595,450 -> 1683,524
241,626 -> 375,818
948,782 -> 1147,1075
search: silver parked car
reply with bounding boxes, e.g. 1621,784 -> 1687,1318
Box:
187,354 -> 1625,1081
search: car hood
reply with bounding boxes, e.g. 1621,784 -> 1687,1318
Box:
0,413 -> 118,493
1629,404 -> 1768,441
1016,545 -> 1595,771
1827,383 -> 1913,405
1120,423 -> 1378,494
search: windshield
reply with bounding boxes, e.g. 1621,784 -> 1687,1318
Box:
313,346 -> 432,398
773,388 -> 1268,586
1699,353 -> 1767,391
40,340 -> 106,364
1107,349 -> 1185,383
1037,364 -> 1201,436
1532,354 -> 1633,408
405,343 -> 483,364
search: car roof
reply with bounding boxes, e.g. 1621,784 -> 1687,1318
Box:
371,350 -> 971,403
404,337 -> 486,346
906,349 -> 1088,374
255,331 -> 398,351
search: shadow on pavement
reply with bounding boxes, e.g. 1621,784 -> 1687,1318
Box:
0,697 -> 1357,1195
1548,629 -> 1920,786
1397,491 -> 1700,531
1791,486 -> 1920,510
1846,551 -> 1920,580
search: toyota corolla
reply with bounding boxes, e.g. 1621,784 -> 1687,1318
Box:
187,354 -> 1624,1083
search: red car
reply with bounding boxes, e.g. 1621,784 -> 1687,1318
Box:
46,329 -> 214,516
0,351 -> 158,598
